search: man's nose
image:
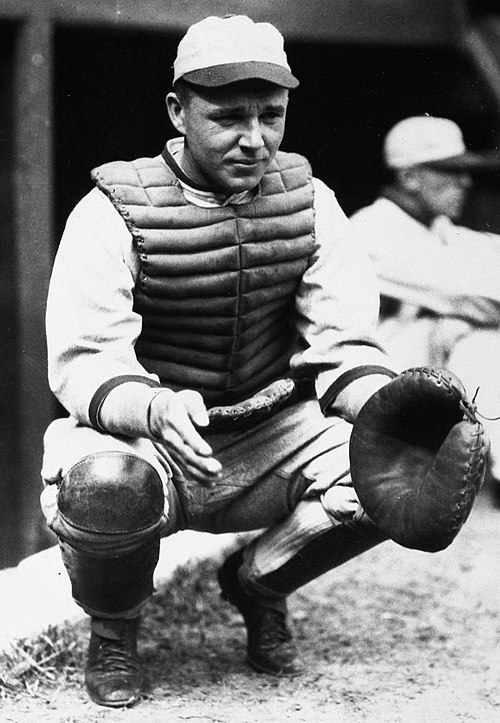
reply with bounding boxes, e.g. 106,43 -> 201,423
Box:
457,171 -> 472,189
240,119 -> 264,149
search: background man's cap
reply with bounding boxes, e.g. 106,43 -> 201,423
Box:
383,116 -> 495,171
173,15 -> 299,89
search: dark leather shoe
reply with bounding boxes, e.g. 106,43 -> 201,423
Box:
85,617 -> 144,707
218,550 -> 301,675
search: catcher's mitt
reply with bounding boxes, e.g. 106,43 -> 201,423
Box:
349,367 -> 488,552
208,378 -> 296,430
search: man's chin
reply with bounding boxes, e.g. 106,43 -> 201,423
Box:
449,206 -> 465,222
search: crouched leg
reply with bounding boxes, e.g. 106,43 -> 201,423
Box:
238,492 -> 387,599
218,484 -> 387,675
214,403 -> 387,674
48,451 -> 166,617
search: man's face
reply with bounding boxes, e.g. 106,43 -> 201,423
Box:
413,166 -> 472,221
167,80 -> 289,195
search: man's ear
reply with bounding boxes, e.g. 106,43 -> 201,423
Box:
166,92 -> 186,135
398,167 -> 421,193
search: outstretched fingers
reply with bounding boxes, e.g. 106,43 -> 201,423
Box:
149,389 -> 222,485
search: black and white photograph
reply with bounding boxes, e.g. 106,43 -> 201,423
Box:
1,2 -> 500,721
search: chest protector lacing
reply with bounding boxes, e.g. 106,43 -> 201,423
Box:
91,150 -> 315,405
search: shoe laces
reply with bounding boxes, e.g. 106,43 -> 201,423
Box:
92,636 -> 140,675
254,609 -> 292,647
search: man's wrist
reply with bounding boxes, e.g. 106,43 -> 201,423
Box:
93,377 -> 163,438
146,388 -> 175,439
320,365 -> 397,418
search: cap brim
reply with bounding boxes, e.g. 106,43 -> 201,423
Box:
180,61 -> 299,89
423,150 -> 500,172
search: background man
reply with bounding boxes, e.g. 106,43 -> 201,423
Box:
40,21 -> 471,710
350,114 -> 500,483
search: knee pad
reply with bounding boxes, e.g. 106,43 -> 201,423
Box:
57,452 -> 164,534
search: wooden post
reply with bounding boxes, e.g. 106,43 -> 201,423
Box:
13,14 -> 57,559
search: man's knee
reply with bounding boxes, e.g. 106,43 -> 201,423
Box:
57,451 -> 165,535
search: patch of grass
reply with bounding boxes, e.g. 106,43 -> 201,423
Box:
144,558 -> 225,628
0,622 -> 87,701
0,559 -> 225,703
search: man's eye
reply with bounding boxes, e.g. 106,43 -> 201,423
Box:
218,114 -> 240,124
261,112 -> 282,123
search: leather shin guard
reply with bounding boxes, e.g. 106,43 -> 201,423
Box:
53,451 -> 165,616
250,521 -> 388,598
60,536 -> 160,617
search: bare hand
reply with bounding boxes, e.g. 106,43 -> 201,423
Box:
148,389 -> 222,486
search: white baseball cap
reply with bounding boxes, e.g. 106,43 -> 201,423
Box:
383,116 -> 487,170
173,15 -> 299,89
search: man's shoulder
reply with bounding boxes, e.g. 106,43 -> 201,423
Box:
349,197 -> 428,255
350,196 -> 399,221
264,151 -> 313,194
91,154 -> 175,189
350,197 -> 427,237
272,150 -> 312,177
90,154 -> 185,211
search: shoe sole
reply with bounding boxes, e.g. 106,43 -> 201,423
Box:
246,653 -> 303,677
88,692 -> 141,708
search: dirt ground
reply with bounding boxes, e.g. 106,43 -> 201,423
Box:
2,479 -> 500,723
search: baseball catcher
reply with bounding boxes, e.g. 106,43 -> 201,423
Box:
40,13 -> 490,709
